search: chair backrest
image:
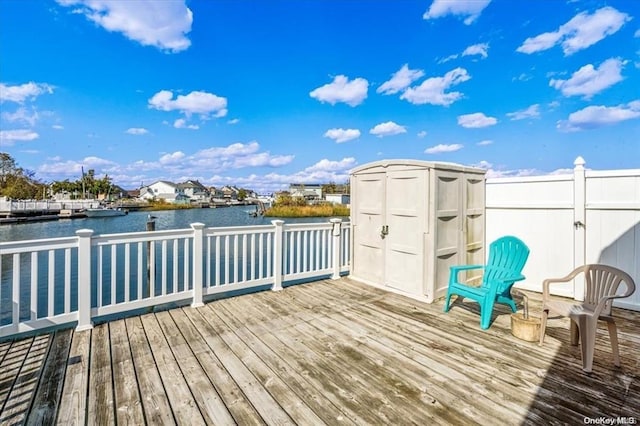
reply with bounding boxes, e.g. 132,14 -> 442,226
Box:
583,264 -> 636,316
482,236 -> 530,290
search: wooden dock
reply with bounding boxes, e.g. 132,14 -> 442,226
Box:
1,278 -> 638,425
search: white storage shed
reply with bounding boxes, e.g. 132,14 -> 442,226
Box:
350,160 -> 486,302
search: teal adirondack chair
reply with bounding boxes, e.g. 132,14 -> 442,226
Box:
443,236 -> 530,329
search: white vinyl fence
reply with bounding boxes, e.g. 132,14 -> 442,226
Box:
486,157 -> 640,311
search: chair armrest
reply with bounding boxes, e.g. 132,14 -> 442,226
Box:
449,265 -> 484,285
450,265 -> 484,272
495,274 -> 525,284
542,268 -> 585,299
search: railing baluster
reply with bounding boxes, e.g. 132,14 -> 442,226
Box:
315,229 -> 320,271
250,234 -> 256,281
225,235 -> 230,285
296,231 -> 301,274
233,235 -> 239,283
65,248 -> 71,312
173,239 -> 179,293
267,232 -> 272,278
162,240 -> 168,295
259,233 -> 264,279
111,245 -> 117,306
97,245 -> 103,307
215,235 -> 221,287
124,243 -> 130,303
206,236 -> 211,287
30,252 -> 37,320
12,253 -> 19,326
242,234 -> 247,282
183,238 -> 190,290
48,250 -> 55,316
137,241 -> 143,300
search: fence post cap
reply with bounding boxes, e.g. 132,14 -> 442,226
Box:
329,218 -> 342,223
190,222 -> 206,230
75,229 -> 94,237
271,219 -> 285,226
573,156 -> 586,169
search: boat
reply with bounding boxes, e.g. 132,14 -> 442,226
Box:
84,207 -> 128,217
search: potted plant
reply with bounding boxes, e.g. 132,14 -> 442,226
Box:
510,289 -> 541,342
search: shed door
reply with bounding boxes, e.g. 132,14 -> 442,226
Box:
385,170 -> 427,295
351,173 -> 386,285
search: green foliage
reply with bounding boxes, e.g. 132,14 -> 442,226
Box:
0,152 -> 47,199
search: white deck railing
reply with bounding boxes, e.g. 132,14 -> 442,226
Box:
0,219 -> 351,339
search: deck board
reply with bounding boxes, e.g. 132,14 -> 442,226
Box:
1,277 -> 639,425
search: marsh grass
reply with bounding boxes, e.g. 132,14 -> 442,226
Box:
265,204 -> 350,217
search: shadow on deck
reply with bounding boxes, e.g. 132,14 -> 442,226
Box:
0,277 -> 638,425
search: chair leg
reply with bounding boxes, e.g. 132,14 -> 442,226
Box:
506,298 -> 517,313
576,316 -> 596,373
570,320 -> 579,346
539,309 -> 548,346
443,292 -> 452,312
605,319 -> 621,367
480,300 -> 494,330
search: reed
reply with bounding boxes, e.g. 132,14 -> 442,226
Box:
265,204 -> 350,217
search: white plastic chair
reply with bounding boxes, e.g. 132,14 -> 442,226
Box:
539,264 -> 636,373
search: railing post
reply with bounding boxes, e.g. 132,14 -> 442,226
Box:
191,222 -> 205,307
573,156 -> 586,301
330,218 -> 342,280
76,229 -> 94,331
272,220 -> 285,291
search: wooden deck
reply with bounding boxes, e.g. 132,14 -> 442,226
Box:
1,277 -> 638,425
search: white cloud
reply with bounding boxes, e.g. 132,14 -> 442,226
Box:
462,43 -> 489,59
174,118 -> 199,130
506,104 -> 540,120
557,101 -> 640,132
0,82 -> 54,103
52,124 -> 64,130
457,112 -> 497,128
377,64 -> 425,95
417,130 -> 427,138
0,129 -> 39,145
1,106 -> 39,126
475,160 -> 538,178
635,29 -> 640,37
149,90 -> 227,121
424,143 -> 463,154
323,128 -> 361,143
477,140 -> 493,146
369,121 -> 407,137
309,75 -> 368,107
423,0 -> 491,25
517,7 -> 630,56
400,68 -> 470,106
125,127 -> 148,135
56,0 -> 193,53
159,151 -> 185,164
227,118 -> 239,125
549,58 -> 625,99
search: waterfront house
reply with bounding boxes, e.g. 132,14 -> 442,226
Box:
325,193 -> 350,205
177,180 -> 210,203
289,183 -> 323,201
139,180 -> 189,203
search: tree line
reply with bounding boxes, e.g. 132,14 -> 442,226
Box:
0,152 -> 116,200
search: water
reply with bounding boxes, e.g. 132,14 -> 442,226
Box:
0,206 -> 342,242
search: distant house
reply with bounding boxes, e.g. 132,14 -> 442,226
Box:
209,186 -> 225,200
325,193 -> 350,205
178,180 -> 210,202
221,185 -> 239,201
289,184 -> 322,201
139,181 -> 189,203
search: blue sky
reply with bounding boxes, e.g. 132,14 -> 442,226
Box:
1,0 -> 639,193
